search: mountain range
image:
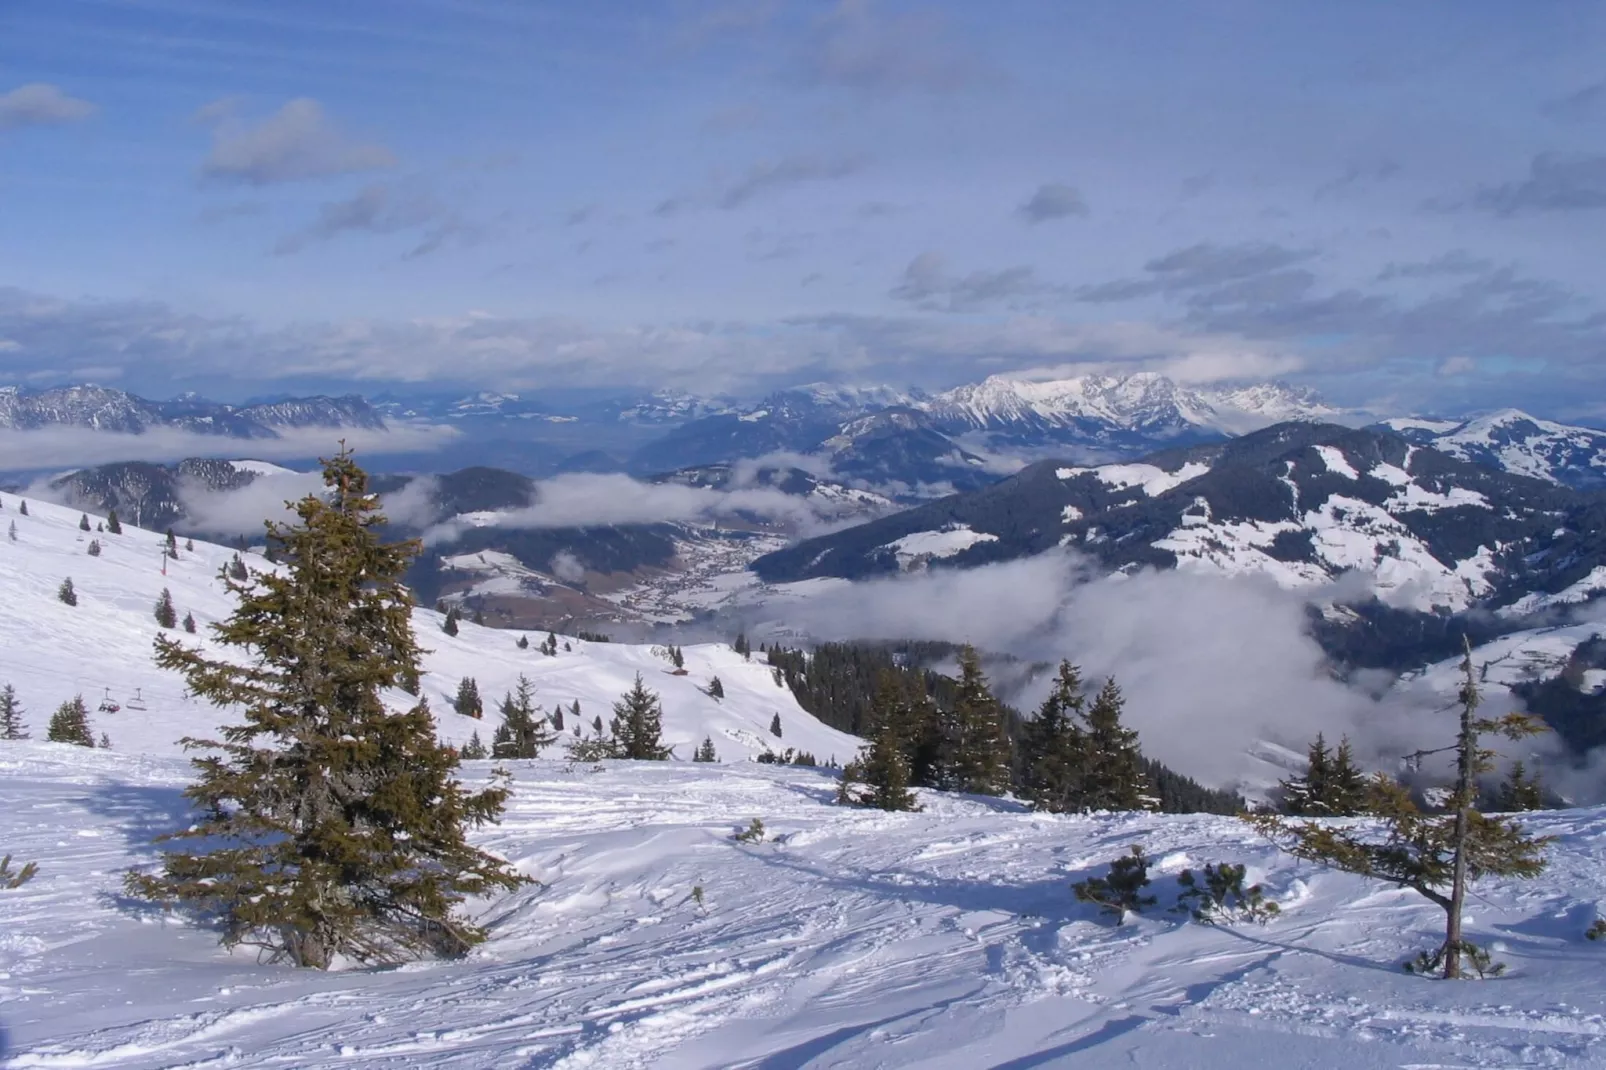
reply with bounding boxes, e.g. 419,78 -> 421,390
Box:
0,384 -> 384,437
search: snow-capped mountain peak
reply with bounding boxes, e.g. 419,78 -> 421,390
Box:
1381,408 -> 1606,490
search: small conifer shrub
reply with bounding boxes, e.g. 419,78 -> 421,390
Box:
0,683 -> 27,740
18,500 -> 27,516
733,818 -> 766,844
1173,863 -> 1280,925
694,736 -> 718,762
79,513 -> 91,531
87,539 -> 101,556
0,854 -> 39,889
1072,846 -> 1156,923
183,611 -> 197,634
57,577 -> 78,606
106,509 -> 121,534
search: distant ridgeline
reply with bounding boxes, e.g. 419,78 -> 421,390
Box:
762,640 -> 1245,814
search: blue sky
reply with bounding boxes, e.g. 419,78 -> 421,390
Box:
2,0 -> 1605,418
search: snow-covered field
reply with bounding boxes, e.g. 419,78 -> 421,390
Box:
5,748 -> 1606,1068
6,495 -> 1606,1068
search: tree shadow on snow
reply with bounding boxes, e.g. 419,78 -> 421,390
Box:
74,782 -> 194,856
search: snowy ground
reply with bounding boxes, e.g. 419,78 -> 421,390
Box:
4,748 -> 1606,1068
6,495 -> 1606,1068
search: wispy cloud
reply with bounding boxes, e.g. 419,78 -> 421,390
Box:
0,423 -> 457,472
1469,152 -> 1606,215
800,0 -> 978,95
890,252 -> 1059,312
274,184 -> 469,257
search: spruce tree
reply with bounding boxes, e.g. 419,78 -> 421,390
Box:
47,695 -> 94,747
154,588 -> 177,629
607,674 -> 671,760
229,554 -> 249,581
1496,760 -> 1544,811
460,732 -> 488,760
183,611 -> 197,634
0,684 -> 27,740
1082,678 -> 1150,810
694,736 -> 718,762
768,711 -> 781,736
87,539 -> 101,556
1328,736 -> 1368,816
846,673 -> 919,811
442,608 -> 460,637
544,631 -> 558,656
79,513 -> 91,531
57,577 -> 78,606
669,645 -> 684,669
551,704 -> 565,732
1020,661 -> 1090,813
18,500 -> 26,516
123,449 -> 526,969
1280,734 -> 1332,815
491,675 -> 556,759
935,646 -> 1011,795
517,634 -> 529,650
453,677 -> 483,719
106,508 -> 121,534
1250,642 -> 1550,979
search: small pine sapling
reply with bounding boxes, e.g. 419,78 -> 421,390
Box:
57,577 -> 78,606
769,712 -> 781,737
460,732 -> 488,760
106,509 -> 121,534
1072,846 -> 1156,923
18,500 -> 27,515
442,608 -> 460,637
1173,863 -> 1281,925
87,539 -> 101,556
0,683 -> 27,740
79,513 -> 91,531
185,538 -> 194,551
516,634 -> 529,650
183,611 -> 197,634
228,555 -> 249,581
694,736 -> 718,762
733,818 -> 766,844
0,854 -> 39,889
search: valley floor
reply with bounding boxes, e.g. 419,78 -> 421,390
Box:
3,746 -> 1605,1069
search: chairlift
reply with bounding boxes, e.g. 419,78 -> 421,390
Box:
98,687 -> 121,714
125,687 -> 147,712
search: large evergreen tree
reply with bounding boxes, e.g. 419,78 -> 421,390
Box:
845,672 -> 919,811
154,588 -> 178,629
123,449 -> 526,969
934,646 -> 1011,795
607,674 -> 672,760
1019,661 -> 1089,813
1080,679 -> 1150,810
0,683 -> 26,740
46,695 -> 94,747
491,675 -> 556,759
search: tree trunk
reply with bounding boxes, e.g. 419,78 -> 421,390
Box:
1444,642 -> 1479,980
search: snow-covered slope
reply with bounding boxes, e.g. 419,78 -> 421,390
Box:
0,493 -> 860,765
756,422 -> 1595,615
3,745 -> 1605,1068
923,373 -> 1337,440
1382,409 -> 1606,490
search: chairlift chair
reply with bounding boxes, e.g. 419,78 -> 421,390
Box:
98,687 -> 121,714
124,687 -> 147,712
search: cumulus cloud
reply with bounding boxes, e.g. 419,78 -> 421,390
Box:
0,423 -> 457,472
549,549 -> 587,583
176,469 -> 325,537
198,98 -> 396,185
770,552 -> 1473,790
0,83 -> 95,131
380,474 -> 443,529
420,471 -> 875,545
1017,183 -> 1088,223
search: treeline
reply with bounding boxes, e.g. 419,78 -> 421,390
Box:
767,642 -> 1243,815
